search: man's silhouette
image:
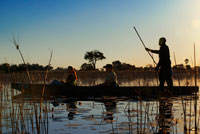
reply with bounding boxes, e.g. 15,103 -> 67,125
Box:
146,37 -> 173,90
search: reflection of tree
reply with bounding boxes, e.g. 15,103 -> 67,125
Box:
157,98 -> 173,134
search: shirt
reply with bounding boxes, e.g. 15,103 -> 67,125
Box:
105,71 -> 118,84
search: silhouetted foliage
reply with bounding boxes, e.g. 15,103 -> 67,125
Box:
184,58 -> 189,65
172,64 -> 185,70
80,63 -> 94,71
84,50 -> 106,69
55,67 -> 66,71
112,60 -> 122,70
0,63 -> 53,73
185,65 -> 191,70
143,64 -> 154,70
0,63 -> 10,73
112,60 -> 135,70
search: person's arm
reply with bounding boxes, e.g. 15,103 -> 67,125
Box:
145,48 -> 160,54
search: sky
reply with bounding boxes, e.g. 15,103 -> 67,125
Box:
0,0 -> 200,69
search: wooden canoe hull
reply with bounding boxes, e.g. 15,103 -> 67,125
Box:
11,83 -> 199,98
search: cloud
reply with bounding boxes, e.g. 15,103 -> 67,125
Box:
192,19 -> 200,29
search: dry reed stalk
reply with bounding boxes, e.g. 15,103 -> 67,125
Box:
173,52 -> 181,86
193,43 -> 198,132
34,51 -> 52,134
40,51 -> 53,114
0,85 -> 3,134
173,51 -> 189,133
189,95 -> 192,133
10,36 -> 32,84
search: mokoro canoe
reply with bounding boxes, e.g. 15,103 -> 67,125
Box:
11,83 -> 199,98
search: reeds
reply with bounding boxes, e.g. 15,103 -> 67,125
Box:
10,36 -> 32,84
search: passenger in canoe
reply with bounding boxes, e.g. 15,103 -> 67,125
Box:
145,37 -> 173,90
99,64 -> 119,87
50,66 -> 77,86
65,66 -> 78,86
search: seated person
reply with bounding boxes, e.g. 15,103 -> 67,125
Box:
102,64 -> 119,87
50,66 -> 77,86
65,66 -> 78,86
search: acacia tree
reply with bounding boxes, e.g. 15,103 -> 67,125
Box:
84,50 -> 106,70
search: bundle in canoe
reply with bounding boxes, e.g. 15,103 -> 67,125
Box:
11,83 -> 199,98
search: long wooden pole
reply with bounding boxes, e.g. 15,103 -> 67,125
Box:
133,27 -> 157,65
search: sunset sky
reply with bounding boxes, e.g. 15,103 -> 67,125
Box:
0,0 -> 200,69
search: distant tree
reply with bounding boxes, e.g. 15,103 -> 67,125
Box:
0,63 -> 10,73
172,64 -> 185,70
18,63 -> 26,72
184,59 -> 189,65
10,64 -> 18,72
121,63 -> 135,70
186,65 -> 191,70
0,63 -> 54,73
44,65 -> 53,70
84,50 -> 106,69
112,60 -> 122,70
80,63 -> 94,70
55,67 -> 65,71
112,60 -> 136,70
144,64 -> 154,70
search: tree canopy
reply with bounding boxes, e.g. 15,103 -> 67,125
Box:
0,63 -> 53,73
84,50 -> 106,69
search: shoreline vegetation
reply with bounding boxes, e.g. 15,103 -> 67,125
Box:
0,69 -> 198,86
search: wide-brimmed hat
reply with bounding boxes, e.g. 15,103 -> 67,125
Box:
103,64 -> 113,69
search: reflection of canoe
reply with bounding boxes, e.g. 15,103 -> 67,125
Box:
11,83 -> 199,98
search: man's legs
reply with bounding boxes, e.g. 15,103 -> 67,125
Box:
167,77 -> 173,89
159,71 -> 165,90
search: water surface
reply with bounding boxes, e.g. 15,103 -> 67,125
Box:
0,82 -> 199,134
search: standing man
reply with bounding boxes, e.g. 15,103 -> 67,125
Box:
145,37 -> 173,90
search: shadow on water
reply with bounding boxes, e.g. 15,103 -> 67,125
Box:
0,82 -> 200,134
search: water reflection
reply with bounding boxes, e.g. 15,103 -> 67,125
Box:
0,83 -> 199,134
102,97 -> 117,123
157,98 -> 173,134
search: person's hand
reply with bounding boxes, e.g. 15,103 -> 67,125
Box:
155,66 -> 159,71
145,47 -> 151,51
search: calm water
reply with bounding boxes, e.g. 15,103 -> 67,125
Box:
0,82 -> 200,134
